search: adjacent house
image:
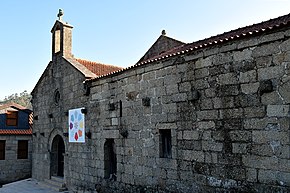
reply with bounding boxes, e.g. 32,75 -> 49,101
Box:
0,102 -> 33,185
31,11 -> 290,193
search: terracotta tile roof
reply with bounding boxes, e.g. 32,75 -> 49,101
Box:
76,58 -> 123,77
0,128 -> 32,135
33,57 -> 124,95
64,57 -> 97,78
0,102 -> 33,135
87,12 -> 290,81
0,102 -> 29,111
139,13 -> 290,64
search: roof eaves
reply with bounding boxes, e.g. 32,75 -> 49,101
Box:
0,102 -> 29,111
51,20 -> 73,33
0,128 -> 32,135
135,14 -> 290,65
86,13 -> 290,82
63,57 -> 97,78
75,58 -> 123,77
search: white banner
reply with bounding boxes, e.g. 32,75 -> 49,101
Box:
69,108 -> 85,143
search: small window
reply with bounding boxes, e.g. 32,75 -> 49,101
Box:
0,141 -> 5,160
17,140 -> 28,159
54,90 -> 60,105
159,129 -> 172,158
6,111 -> 18,126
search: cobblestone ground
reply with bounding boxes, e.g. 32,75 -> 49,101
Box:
0,178 -> 67,193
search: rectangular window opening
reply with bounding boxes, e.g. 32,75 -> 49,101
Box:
17,140 -> 28,159
6,110 -> 18,126
119,100 -> 122,117
0,141 -> 5,160
104,139 -> 117,180
159,129 -> 172,158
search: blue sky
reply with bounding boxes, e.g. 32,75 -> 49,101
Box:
1,0 -> 290,100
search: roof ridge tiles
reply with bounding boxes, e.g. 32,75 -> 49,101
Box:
0,102 -> 29,111
75,58 -> 123,69
86,12 -> 290,82
75,58 -> 123,77
142,12 -> 290,62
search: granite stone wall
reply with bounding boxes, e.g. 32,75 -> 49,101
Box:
32,55 -> 90,181
32,27 -> 290,193
85,28 -> 290,193
0,135 -> 32,185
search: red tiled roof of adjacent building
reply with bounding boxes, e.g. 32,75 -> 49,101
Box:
0,102 -> 33,135
87,12 -> 290,81
76,58 -> 123,77
0,128 -> 32,135
0,102 -> 28,111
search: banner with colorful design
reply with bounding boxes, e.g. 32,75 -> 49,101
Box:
69,108 -> 85,143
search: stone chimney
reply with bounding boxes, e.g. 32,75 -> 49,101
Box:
51,9 -> 73,59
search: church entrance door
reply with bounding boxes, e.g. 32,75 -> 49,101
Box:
51,135 -> 65,177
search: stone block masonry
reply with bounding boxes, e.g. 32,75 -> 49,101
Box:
0,135 -> 32,185
82,27 -> 290,192
32,18 -> 290,193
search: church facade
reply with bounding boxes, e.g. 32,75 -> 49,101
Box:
32,12 -> 290,192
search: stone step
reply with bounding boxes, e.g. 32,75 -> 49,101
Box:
39,176 -> 68,192
51,176 -> 65,184
40,181 -> 68,192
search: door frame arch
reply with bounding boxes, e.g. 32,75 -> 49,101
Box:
48,130 -> 67,178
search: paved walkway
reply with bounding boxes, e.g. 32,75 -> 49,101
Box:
0,178 -> 64,193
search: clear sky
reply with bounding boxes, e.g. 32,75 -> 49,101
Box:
1,0 -> 290,100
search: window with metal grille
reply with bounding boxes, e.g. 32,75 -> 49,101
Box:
0,141 -> 5,160
6,111 -> 18,126
17,140 -> 28,159
159,129 -> 172,158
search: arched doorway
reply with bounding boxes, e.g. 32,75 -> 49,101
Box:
51,135 -> 65,177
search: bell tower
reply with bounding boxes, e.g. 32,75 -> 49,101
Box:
51,9 -> 73,59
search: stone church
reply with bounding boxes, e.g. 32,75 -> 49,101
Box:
32,11 -> 290,193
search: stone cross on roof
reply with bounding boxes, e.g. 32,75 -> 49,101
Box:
161,30 -> 166,36
57,9 -> 64,20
